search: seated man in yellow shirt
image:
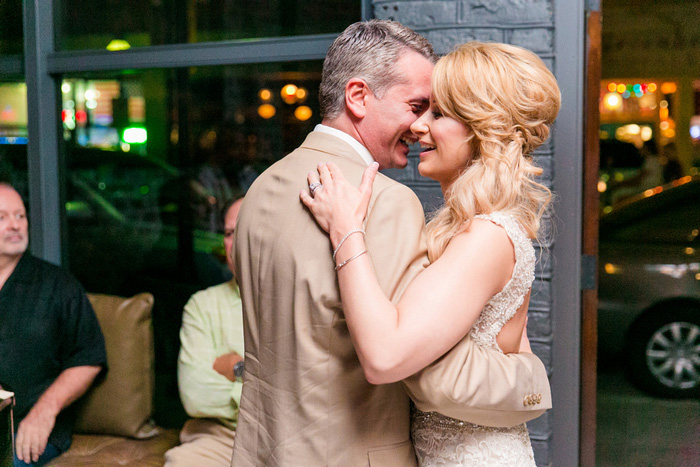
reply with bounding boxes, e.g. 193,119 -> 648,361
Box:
165,198 -> 244,467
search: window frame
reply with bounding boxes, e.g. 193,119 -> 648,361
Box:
15,0 -> 370,264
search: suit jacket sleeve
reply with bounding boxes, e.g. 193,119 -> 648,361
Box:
363,178 -> 551,427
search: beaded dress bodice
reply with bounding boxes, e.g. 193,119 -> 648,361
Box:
468,212 -> 536,351
411,212 -> 537,466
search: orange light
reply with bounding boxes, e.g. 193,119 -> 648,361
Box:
257,104 -> 276,119
258,88 -> 272,101
616,84 -> 626,94
660,82 -> 677,94
294,106 -> 313,121
295,87 -> 308,102
607,83 -> 617,93
604,93 -> 622,111
281,84 -> 297,96
281,84 -> 299,104
659,108 -> 669,120
647,83 -> 657,92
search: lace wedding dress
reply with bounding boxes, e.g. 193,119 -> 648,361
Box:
411,212 -> 537,467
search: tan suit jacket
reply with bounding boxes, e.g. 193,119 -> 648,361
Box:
232,131 -> 548,467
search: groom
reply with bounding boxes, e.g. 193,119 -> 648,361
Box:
233,20 -> 547,467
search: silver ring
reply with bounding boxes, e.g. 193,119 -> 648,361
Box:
309,182 -> 322,195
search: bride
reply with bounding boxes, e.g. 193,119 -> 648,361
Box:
300,41 -> 560,466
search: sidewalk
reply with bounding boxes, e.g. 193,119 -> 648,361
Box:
596,367 -> 700,467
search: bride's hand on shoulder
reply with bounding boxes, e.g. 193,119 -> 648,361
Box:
300,161 -> 379,243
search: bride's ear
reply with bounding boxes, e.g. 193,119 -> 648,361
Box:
345,78 -> 370,119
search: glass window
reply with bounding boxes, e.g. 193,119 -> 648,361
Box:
0,82 -> 28,199
61,60 -> 322,296
0,0 -> 24,55
61,63 -> 322,422
601,180 -> 700,244
57,0 -> 360,51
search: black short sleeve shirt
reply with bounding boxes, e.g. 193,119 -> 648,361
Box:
0,254 -> 107,452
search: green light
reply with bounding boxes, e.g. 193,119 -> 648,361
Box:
106,39 -> 131,51
123,127 -> 147,144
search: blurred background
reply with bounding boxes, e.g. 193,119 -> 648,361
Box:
595,1 -> 700,465
1,0 -> 698,465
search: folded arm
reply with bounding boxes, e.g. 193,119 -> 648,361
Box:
178,297 -> 241,419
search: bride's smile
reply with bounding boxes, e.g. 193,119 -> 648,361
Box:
411,103 -> 473,192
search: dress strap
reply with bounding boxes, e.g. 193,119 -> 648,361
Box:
468,212 -> 536,349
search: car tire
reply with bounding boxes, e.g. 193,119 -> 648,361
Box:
626,302 -> 700,398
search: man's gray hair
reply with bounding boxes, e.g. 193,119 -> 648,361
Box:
319,20 -> 437,120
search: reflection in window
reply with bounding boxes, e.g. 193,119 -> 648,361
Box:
0,0 -> 23,55
602,183 -> 700,244
62,61 -> 323,298
0,83 -> 28,142
0,82 -> 28,198
57,0 -> 360,51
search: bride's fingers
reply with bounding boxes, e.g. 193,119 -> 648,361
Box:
317,163 -> 333,187
307,170 -> 320,186
325,162 -> 341,181
299,189 -> 314,208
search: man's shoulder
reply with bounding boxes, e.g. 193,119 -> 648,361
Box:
186,280 -> 239,307
196,280 -> 237,297
243,131 -> 366,199
287,131 -> 367,168
18,254 -> 79,287
372,174 -> 423,205
23,257 -> 96,315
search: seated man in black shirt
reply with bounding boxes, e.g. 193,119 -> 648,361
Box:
0,183 -> 107,466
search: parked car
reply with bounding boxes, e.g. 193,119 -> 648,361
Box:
598,175 -> 700,398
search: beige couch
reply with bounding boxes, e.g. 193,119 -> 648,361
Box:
47,293 -> 180,466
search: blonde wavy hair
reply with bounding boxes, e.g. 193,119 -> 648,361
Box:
426,42 -> 561,262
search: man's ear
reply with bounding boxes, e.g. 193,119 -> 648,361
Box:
345,78 -> 371,119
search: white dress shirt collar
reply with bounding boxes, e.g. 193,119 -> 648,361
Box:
314,124 -> 374,166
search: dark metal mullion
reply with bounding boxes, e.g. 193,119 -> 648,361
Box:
23,0 -> 64,265
46,34 -> 338,74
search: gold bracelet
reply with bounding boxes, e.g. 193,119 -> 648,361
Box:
335,249 -> 367,271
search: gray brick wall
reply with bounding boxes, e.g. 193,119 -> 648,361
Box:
373,1 -> 556,464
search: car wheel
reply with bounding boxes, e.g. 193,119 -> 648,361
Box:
626,303 -> 700,398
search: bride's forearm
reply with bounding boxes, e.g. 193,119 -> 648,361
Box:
334,235 -> 408,384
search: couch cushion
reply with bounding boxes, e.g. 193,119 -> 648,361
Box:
73,293 -> 157,439
47,429 -> 180,467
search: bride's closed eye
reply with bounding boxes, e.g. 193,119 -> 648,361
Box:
432,110 -> 443,119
